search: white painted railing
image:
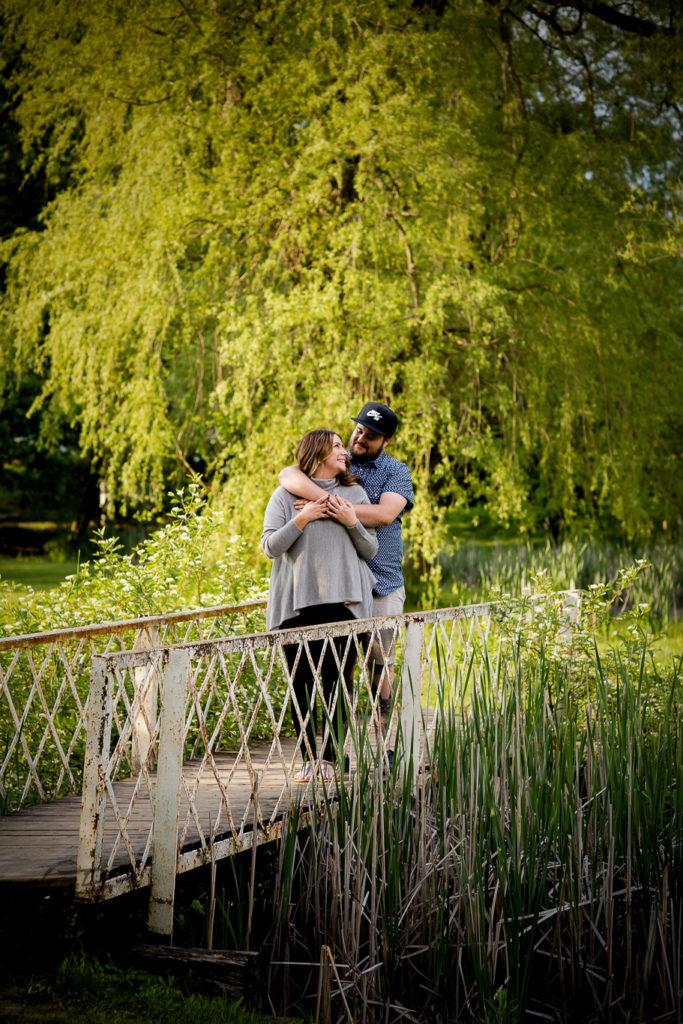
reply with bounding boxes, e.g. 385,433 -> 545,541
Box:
0,601 -> 267,811
3,591 -> 581,938
74,602 -> 507,933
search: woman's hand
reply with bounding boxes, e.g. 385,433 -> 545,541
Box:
326,494 -> 357,527
293,495 -> 330,529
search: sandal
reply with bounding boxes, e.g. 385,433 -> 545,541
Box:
294,760 -> 336,784
294,761 -> 314,783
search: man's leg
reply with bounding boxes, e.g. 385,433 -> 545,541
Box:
368,586 -> 405,733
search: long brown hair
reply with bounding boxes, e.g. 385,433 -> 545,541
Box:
295,430 -> 360,486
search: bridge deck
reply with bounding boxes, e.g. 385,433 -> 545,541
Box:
0,738 -> 312,886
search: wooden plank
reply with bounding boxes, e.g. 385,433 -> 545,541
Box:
0,723 -> 407,890
132,945 -> 259,1000
0,740 -> 301,886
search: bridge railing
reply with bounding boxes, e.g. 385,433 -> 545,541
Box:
0,601 -> 267,812
73,600 -> 525,933
2,590 -> 581,935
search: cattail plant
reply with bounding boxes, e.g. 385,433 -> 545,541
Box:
267,623 -> 683,1023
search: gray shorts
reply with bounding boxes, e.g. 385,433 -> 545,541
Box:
368,586 -> 405,667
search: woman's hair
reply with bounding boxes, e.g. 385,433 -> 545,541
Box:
296,430 -> 360,486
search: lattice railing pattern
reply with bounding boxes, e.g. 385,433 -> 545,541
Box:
0,601 -> 267,812
2,591 -> 580,936
75,601 -> 512,912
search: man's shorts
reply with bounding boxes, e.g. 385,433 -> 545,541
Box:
367,585 -> 406,667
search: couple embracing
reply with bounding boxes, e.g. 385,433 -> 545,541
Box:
261,403 -> 414,783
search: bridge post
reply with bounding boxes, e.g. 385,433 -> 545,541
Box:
76,656 -> 113,899
398,620 -> 424,791
132,624 -> 161,774
148,647 -> 190,940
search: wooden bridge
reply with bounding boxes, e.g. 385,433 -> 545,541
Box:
1,595 -> 575,935
0,740 -> 300,887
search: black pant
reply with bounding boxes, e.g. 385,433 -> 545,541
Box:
279,604 -> 357,763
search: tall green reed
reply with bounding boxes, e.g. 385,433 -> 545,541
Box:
440,538 -> 681,632
268,633 -> 682,1023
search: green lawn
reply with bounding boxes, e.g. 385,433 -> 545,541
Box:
0,958 -> 288,1024
0,557 -> 79,591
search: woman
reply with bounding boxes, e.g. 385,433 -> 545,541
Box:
261,430 -> 378,782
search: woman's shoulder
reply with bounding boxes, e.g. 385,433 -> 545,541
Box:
267,486 -> 294,506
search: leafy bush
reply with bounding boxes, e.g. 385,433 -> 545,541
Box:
0,483 -> 268,636
0,486 -> 272,811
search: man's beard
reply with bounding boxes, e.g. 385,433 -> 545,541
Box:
350,446 -> 372,464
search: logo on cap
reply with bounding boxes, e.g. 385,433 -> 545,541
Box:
351,401 -> 398,437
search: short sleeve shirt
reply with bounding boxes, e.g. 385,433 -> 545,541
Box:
348,450 -> 414,596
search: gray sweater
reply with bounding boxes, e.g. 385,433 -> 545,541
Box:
261,478 -> 378,630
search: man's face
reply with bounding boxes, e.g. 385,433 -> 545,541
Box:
348,423 -> 388,463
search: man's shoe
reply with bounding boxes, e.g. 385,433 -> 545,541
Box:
378,691 -> 393,734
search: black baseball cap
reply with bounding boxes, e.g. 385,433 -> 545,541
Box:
351,402 -> 398,438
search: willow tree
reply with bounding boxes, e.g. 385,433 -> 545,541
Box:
1,0 -> 681,565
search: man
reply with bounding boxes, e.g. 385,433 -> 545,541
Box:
278,401 -> 414,734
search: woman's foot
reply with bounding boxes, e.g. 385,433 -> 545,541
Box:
294,760 -> 336,783
294,761 -> 314,783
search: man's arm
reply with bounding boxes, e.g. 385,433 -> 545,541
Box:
279,467 -> 408,525
278,465 -> 328,501
354,492 -> 408,527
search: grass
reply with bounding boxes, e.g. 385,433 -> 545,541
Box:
410,535 -> 682,628
0,954 -> 283,1024
0,557 -> 79,592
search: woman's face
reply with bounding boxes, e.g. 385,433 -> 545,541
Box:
317,434 -> 348,477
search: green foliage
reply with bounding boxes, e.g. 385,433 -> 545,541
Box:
0,0 -> 680,573
0,486 -> 270,810
0,483 -> 268,635
272,628 -> 683,1022
12,952 -> 281,1024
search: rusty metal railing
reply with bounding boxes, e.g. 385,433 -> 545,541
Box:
74,601 -> 509,933
3,591 -> 581,937
0,601 -> 267,812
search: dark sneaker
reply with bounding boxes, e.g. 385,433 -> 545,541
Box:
379,692 -> 393,734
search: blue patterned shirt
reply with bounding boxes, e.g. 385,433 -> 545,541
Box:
348,450 -> 414,596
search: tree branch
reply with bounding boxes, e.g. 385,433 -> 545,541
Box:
526,0 -> 675,38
